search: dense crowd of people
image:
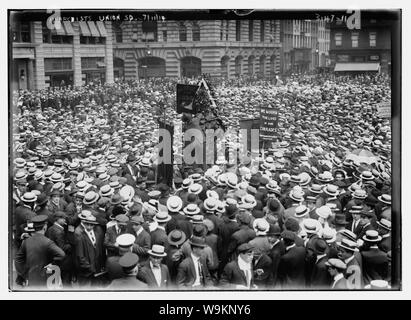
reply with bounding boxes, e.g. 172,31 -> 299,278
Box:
11,73 -> 393,290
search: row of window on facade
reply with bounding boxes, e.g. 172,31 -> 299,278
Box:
112,20 -> 279,43
334,31 -> 377,48
112,21 -> 200,43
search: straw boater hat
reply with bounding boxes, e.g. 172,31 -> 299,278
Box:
78,210 -> 98,224
316,206 -> 332,220
323,184 -> 339,197
302,218 -> 321,235
352,189 -> 367,200
167,196 -> 183,213
362,230 -> 382,243
377,194 -> 391,206
239,194 -> 257,210
337,238 -> 357,252
183,203 -> 200,216
377,218 -> 391,231
322,227 -> 337,243
289,188 -> 305,202
188,183 -> 203,195
204,197 -> 218,211
294,205 -> 310,218
253,218 -> 270,236
364,280 -> 391,289
21,192 -> 38,203
148,244 -> 168,257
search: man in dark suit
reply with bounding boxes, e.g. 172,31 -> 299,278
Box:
104,214 -> 129,257
14,192 -> 37,245
73,211 -> 105,287
220,243 -> 256,289
337,238 -> 362,289
277,230 -> 307,289
310,239 -> 331,289
346,207 -> 363,236
357,211 -> 376,240
361,230 -> 388,285
176,236 -> 213,289
15,215 -> 65,288
45,211 -> 73,286
227,212 -> 256,261
165,196 -> 192,238
106,253 -> 148,290
128,215 -> 151,265
267,224 -> 285,287
253,249 -> 273,289
325,258 -> 348,289
105,233 -> 136,280
217,205 -> 240,275
150,211 -> 171,251
121,154 -> 139,186
137,245 -> 171,289
376,219 -> 391,253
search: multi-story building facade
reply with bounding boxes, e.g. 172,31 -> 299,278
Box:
112,20 -> 282,80
280,19 -> 330,74
329,18 -> 391,74
11,17 -> 114,91
11,17 -> 282,91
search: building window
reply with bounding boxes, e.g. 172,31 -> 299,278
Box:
335,33 -> 342,47
260,20 -> 265,42
351,32 -> 359,48
81,57 -> 105,70
249,20 -> 254,41
163,30 -> 167,42
179,22 -> 187,41
44,58 -> 73,72
142,21 -> 158,42
192,22 -> 200,41
12,21 -> 31,42
236,20 -> 241,41
369,32 -> 377,47
80,36 -> 104,45
113,22 -> 123,43
226,21 -> 229,40
131,24 -> 138,42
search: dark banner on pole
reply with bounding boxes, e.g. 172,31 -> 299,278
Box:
260,106 -> 278,141
176,84 -> 199,114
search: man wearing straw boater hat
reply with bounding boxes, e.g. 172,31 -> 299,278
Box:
137,244 -> 171,289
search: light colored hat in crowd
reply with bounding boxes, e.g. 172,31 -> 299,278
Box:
377,194 -> 391,205
183,203 -> 200,216
167,196 -> 183,213
188,183 -> 203,195
316,206 -> 332,219
253,218 -> 270,236
295,205 -> 310,218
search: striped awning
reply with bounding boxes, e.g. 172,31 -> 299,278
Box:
87,21 -> 100,37
63,21 -> 75,35
334,62 -> 380,72
96,21 -> 107,37
79,21 -> 91,37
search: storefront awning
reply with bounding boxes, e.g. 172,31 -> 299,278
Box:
96,21 -> 107,37
79,21 -> 91,36
87,21 -> 100,37
334,62 -> 380,72
63,21 -> 75,35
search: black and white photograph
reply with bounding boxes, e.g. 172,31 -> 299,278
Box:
7,6 -> 401,294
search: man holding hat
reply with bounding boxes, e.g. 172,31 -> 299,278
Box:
137,244 -> 171,289
107,252 -> 148,290
15,215 -> 65,288
176,236 -> 213,289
